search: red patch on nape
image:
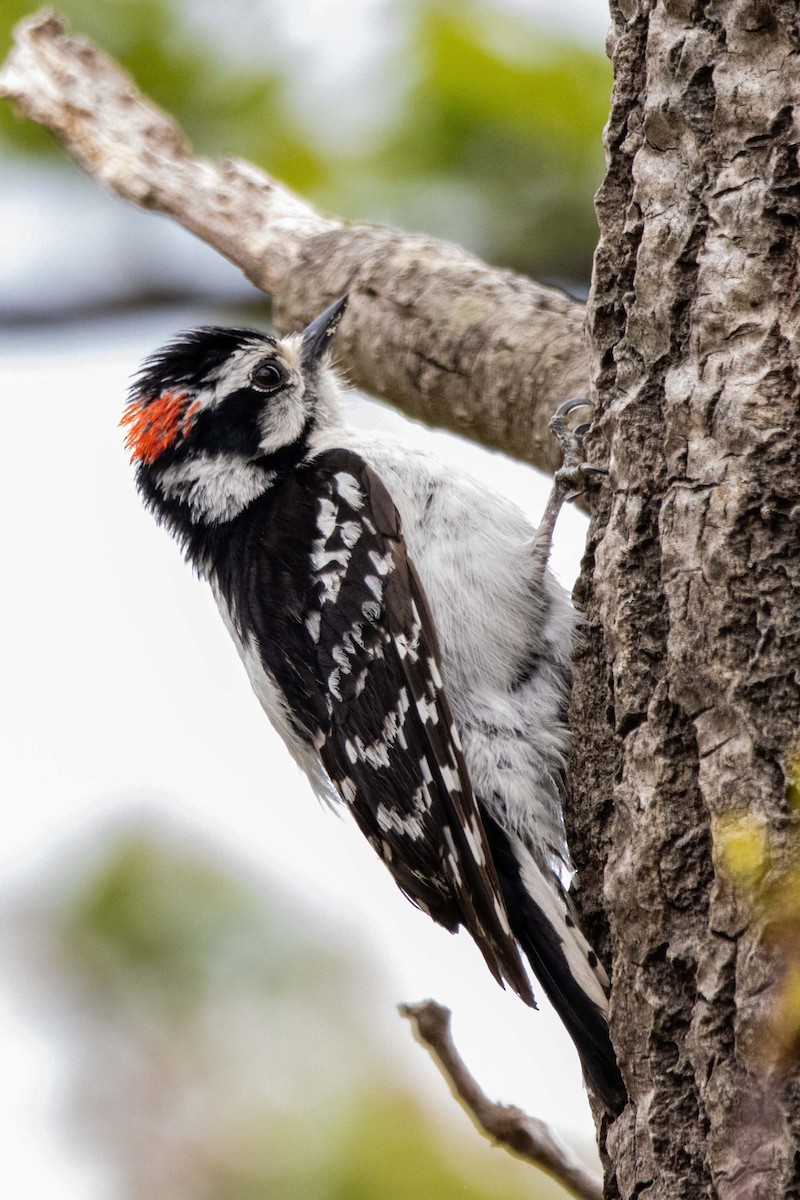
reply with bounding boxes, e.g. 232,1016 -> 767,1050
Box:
121,392 -> 200,464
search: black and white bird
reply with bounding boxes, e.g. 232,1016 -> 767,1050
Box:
123,295 -> 625,1113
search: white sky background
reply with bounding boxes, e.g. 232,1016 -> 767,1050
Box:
0,0 -> 613,1193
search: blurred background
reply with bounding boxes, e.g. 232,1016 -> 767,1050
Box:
1,2 -> 611,1197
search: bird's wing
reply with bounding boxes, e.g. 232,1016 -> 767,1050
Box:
239,448 -> 534,1005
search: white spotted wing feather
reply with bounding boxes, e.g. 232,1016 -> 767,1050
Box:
219,448 -> 534,1005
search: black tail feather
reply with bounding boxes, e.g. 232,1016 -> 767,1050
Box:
480,805 -> 626,1116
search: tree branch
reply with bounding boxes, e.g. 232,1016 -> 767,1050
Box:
400,1000 -> 602,1200
0,11 -> 589,473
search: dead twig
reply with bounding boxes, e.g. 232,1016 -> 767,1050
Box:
400,1000 -> 602,1200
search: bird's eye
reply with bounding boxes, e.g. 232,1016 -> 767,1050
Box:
251,361 -> 287,392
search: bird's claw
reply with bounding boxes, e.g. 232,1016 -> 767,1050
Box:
548,398 -> 593,468
548,398 -> 606,496
551,397 -> 593,421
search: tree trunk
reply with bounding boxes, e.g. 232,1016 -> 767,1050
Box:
571,2 -> 800,1196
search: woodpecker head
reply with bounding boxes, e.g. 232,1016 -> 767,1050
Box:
123,295 -> 348,536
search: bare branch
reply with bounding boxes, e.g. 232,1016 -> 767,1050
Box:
0,11 -> 589,473
400,1000 -> 602,1200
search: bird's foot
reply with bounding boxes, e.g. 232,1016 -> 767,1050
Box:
549,397 -> 607,502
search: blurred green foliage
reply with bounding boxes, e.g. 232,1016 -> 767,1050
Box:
62,833 -> 349,1015
213,1089 -> 566,1200
46,827 -> 572,1199
0,0 -> 325,190
374,9 -> 610,279
1,0 -> 611,282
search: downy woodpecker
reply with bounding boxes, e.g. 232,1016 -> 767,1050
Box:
123,295 -> 625,1113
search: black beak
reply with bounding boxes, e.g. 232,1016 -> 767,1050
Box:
300,294 -> 349,366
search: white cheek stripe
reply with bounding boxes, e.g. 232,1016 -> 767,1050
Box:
258,393 -> 307,455
201,342 -> 301,404
158,453 -> 271,523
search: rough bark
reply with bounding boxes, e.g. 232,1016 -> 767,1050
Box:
571,2 -> 800,1197
0,12 -> 588,475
